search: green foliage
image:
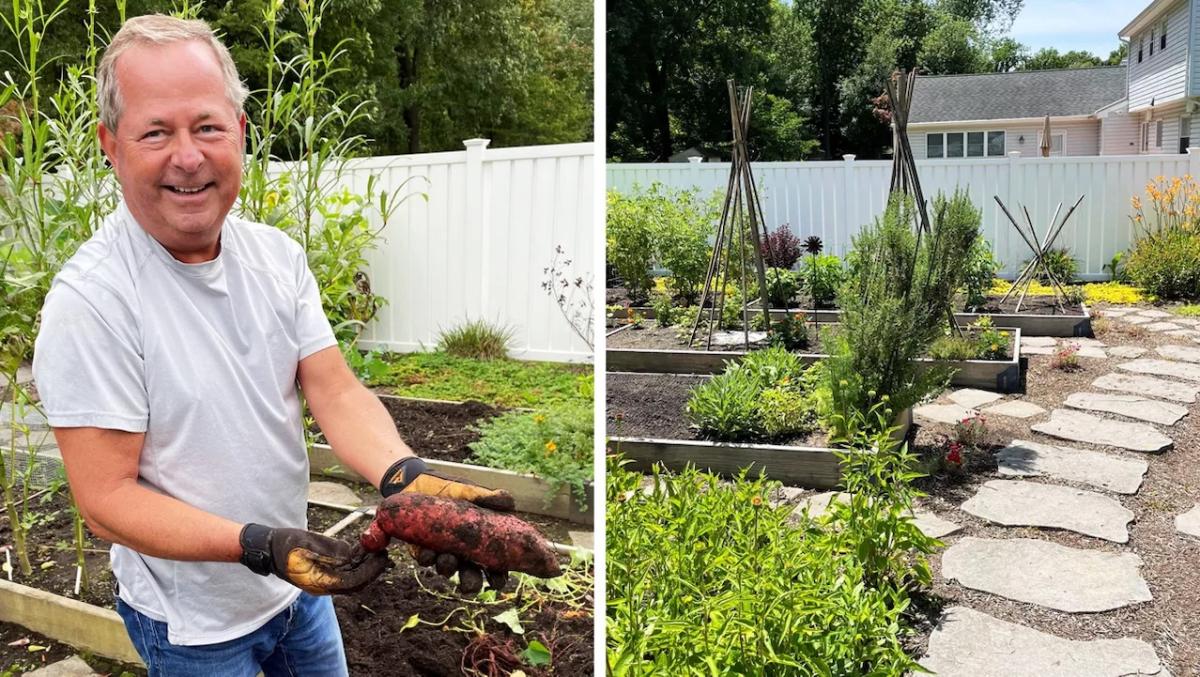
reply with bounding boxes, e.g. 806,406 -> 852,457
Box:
758,387 -> 818,438
468,401 -> 593,504
826,192 -> 979,438
436,320 -> 514,360
1024,247 -> 1078,285
963,236 -> 1000,310
606,420 -> 934,674
972,316 -> 1009,360
1175,305 -> 1200,317
1126,226 -> 1200,300
764,312 -> 812,351
799,253 -> 844,308
685,369 -> 763,441
687,347 -> 819,441
373,351 -> 588,408
764,267 -> 800,307
928,336 -> 978,361
605,190 -> 657,304
1104,251 -> 1128,283
650,295 -> 678,327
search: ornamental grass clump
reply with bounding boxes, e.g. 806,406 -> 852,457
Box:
607,414 -> 935,674
825,192 -> 980,439
437,320 -> 514,360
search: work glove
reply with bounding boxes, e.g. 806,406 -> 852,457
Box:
379,456 -> 514,593
239,523 -> 389,595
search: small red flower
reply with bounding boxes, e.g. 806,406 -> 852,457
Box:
946,442 -> 963,466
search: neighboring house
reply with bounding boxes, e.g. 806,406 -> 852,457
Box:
909,0 -> 1200,158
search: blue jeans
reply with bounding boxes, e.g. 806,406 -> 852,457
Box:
116,593 -> 348,677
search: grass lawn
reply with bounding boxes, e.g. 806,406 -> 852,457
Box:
365,350 -> 591,408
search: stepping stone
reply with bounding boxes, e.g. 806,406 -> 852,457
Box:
1144,322 -> 1183,332
787,491 -> 848,523
912,510 -> 962,539
307,481 -> 363,507
15,363 -> 33,386
1177,505 -> 1200,539
1021,345 -> 1054,355
1137,309 -> 1173,318
1093,373 -> 1200,403
918,606 -> 1167,677
915,403 -> 977,426
1022,336 -> 1057,347
997,440 -> 1147,494
1097,307 -> 1134,316
25,657 -> 97,677
1173,317 -> 1200,326
1032,409 -> 1172,453
1157,344 -> 1200,363
1074,346 -> 1107,359
948,388 -> 1002,409
1166,329 -> 1200,339
568,530 -> 594,550
1064,392 -> 1187,426
941,537 -> 1152,612
1119,358 -> 1200,382
960,480 -> 1133,543
1107,346 -> 1147,359
1123,315 -> 1152,324
708,330 -> 768,347
981,399 -> 1045,418
1064,337 -> 1106,348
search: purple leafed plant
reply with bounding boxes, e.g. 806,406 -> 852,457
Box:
761,224 -> 802,270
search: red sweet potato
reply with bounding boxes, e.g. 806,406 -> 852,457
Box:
359,493 -> 561,578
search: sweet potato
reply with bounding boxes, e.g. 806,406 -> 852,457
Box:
359,492 -> 561,578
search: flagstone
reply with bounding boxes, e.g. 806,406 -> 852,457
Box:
1022,336 -> 1057,347
708,330 -> 769,347
25,656 -> 98,677
1074,346 -> 1107,359
960,480 -> 1133,543
1096,307 -> 1133,316
1021,345 -> 1055,355
948,388 -> 1003,409
1165,329 -> 1200,339
912,510 -> 962,539
981,400 -> 1046,418
1157,344 -> 1200,363
1144,322 -> 1183,332
1093,372 -> 1200,403
915,403 -> 977,426
996,439 -> 1147,494
1122,315 -> 1152,324
1137,309 -> 1173,318
568,530 -> 594,550
308,481 -> 363,507
1032,409 -> 1172,453
1107,346 -> 1147,359
941,537 -> 1152,612
917,606 -> 1167,677
1063,337 -> 1106,348
1173,317 -> 1200,326
1119,358 -> 1200,382
1177,505 -> 1200,539
1064,392 -> 1187,426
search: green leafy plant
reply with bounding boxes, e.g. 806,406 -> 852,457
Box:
1103,251 -> 1128,283
605,193 -> 655,305
928,336 -> 978,361
437,320 -> 514,360
687,348 -> 819,441
468,401 -> 592,504
1176,305 -> 1200,316
1051,343 -> 1082,371
1024,247 -> 1078,285
650,294 -> 677,328
378,351 -> 587,407
758,387 -> 818,438
764,267 -> 800,307
1125,225 -> 1200,300
962,236 -> 1000,310
971,316 -> 1009,360
685,368 -> 763,440
799,253 -> 844,308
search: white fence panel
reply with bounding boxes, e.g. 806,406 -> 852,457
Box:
607,151 -> 1199,279
299,141 -> 594,363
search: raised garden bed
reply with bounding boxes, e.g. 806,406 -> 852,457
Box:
606,372 -> 912,488
606,323 -> 1023,392
311,393 -> 593,524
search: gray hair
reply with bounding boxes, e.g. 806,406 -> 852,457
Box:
96,14 -> 249,131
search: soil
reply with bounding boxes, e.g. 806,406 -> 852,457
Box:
972,293 -> 1086,316
0,620 -> 144,676
314,395 -> 502,464
897,302 -> 1200,673
606,372 -> 831,448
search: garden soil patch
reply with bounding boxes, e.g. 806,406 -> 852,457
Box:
316,396 -> 502,464
974,293 -> 1085,316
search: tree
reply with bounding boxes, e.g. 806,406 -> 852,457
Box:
985,36 -> 1028,72
1107,43 -> 1129,65
794,0 -> 872,159
1022,47 -> 1103,71
918,16 -> 984,74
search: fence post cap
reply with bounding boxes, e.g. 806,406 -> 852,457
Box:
463,138 -> 491,149
843,154 -> 856,162
688,156 -> 703,164
1007,151 -> 1021,159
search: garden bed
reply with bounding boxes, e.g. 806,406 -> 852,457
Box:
606,372 -> 912,488
311,394 -> 593,524
606,323 -> 1022,392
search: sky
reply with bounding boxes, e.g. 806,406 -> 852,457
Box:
1007,0 -> 1137,59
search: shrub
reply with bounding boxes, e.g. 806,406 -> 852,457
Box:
799,254 -> 845,308
761,224 -> 802,269
606,190 -> 657,304
437,320 -> 513,359
468,401 -> 593,504
1024,247 -> 1078,284
758,387 -> 818,438
1126,226 -> 1200,300
929,336 -> 978,361
764,267 -> 800,307
685,369 -> 763,440
963,236 -> 1000,310
651,294 -> 677,327
766,313 -> 811,351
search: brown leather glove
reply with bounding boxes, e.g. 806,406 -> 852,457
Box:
239,523 -> 389,595
379,457 -> 514,593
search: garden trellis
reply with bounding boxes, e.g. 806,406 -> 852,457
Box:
688,80 -> 772,349
993,194 -> 1086,312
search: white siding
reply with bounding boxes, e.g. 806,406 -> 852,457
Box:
911,119 -> 1101,158
1190,0 -> 1200,96
1101,110 -> 1143,155
1129,0 -> 1190,110
1133,100 -> 1189,153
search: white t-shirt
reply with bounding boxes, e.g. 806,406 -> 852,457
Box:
32,201 -> 337,645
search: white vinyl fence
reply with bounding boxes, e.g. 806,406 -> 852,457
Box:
607,150 -> 1200,280
329,141 -> 594,363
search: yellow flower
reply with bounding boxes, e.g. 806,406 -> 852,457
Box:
533,414 -> 546,424
544,441 -> 557,454
751,496 -> 763,507
265,191 -> 279,208
990,343 -> 999,352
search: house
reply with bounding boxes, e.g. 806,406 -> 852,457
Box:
908,0 -> 1199,158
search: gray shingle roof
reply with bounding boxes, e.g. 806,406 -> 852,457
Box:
909,66 -> 1127,124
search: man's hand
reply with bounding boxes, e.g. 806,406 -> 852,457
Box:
379,457 -> 515,593
239,524 -> 389,595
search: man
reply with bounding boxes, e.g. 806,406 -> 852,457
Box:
33,14 -> 515,676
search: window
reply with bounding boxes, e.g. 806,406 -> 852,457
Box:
1151,28 -> 1156,56
1139,37 -> 1144,63
946,132 -> 965,158
1157,120 -> 1164,148
927,133 -> 944,158
967,131 -> 986,157
1162,20 -> 1168,50
1039,132 -> 1064,156
988,131 -> 1006,156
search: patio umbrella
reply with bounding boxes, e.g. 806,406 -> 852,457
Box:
1041,114 -> 1052,157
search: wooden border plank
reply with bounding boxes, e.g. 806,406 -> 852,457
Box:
0,579 -> 142,666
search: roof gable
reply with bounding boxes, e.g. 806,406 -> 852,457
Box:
909,67 -> 1128,124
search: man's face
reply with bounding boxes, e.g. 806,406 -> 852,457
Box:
98,40 -> 246,263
